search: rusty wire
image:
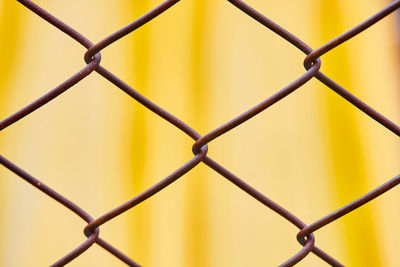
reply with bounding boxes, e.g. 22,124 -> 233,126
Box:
1,0 -> 400,266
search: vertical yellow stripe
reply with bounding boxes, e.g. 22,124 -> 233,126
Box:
319,1 -> 382,266
1,1 -> 399,266
0,1 -> 23,117
0,2 -> 23,265
184,1 -> 211,266
121,0 -> 152,264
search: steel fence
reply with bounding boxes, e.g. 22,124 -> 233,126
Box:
1,0 -> 400,266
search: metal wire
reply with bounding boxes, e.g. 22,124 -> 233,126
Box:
1,0 -> 400,266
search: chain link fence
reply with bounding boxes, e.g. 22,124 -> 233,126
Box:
1,0 -> 400,266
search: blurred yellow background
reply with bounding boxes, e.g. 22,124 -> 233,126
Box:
1,0 -> 399,266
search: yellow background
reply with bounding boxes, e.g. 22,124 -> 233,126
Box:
0,0 -> 399,266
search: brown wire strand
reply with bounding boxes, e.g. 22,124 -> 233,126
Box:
0,0 -> 399,266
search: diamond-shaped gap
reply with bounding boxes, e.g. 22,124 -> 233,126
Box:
1,0 -> 330,266
97,1 -> 328,266
206,74 -> 400,266
59,4 -> 330,265
0,1 -> 199,266
206,76 -> 341,260
90,0 -> 318,133
219,1 -> 400,266
0,61 -> 202,266
96,161 -> 327,267
3,0 -> 400,266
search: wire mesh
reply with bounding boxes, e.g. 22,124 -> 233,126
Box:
1,0 -> 400,266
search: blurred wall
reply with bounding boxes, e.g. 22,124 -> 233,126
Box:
0,0 -> 399,266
